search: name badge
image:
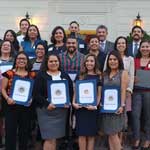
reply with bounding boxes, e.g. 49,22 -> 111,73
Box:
79,44 -> 84,48
48,47 -> 53,51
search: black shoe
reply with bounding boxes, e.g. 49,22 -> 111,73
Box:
141,146 -> 150,150
132,145 -> 140,150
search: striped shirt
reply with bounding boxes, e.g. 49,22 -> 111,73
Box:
59,51 -> 85,73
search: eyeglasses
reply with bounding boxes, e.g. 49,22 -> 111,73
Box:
36,48 -> 45,51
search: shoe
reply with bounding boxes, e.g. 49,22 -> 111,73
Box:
141,146 -> 150,150
132,145 -> 140,150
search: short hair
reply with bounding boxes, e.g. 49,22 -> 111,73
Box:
131,25 -> 144,34
19,18 -> 30,27
96,25 -> 108,33
66,35 -> 78,42
50,26 -> 66,44
114,36 -> 128,56
69,21 -> 79,27
89,35 -> 99,41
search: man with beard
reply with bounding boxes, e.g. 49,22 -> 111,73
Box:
96,25 -> 114,54
59,36 -> 84,150
68,21 -> 87,55
127,26 -> 144,57
59,36 -> 85,74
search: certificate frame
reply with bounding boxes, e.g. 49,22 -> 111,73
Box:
0,62 -> 13,73
47,80 -> 70,107
75,79 -> 97,106
100,86 -> 121,113
9,76 -> 34,106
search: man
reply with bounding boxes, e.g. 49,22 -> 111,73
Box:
96,25 -> 114,54
59,36 -> 85,74
17,18 -> 30,44
127,25 -> 144,57
68,21 -> 87,55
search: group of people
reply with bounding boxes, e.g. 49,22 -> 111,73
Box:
0,18 -> 150,150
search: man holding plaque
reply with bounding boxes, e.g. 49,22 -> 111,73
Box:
1,52 -> 36,150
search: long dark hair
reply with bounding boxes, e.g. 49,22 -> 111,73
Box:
105,50 -> 124,75
136,40 -> 150,58
3,29 -> 19,52
12,51 -> 32,72
24,24 -> 41,41
50,26 -> 66,44
79,54 -> 100,79
40,54 -> 61,72
114,36 -> 128,56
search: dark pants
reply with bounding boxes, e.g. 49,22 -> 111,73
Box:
5,105 -> 30,150
132,92 -> 150,141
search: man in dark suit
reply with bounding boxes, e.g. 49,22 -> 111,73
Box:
68,21 -> 87,55
127,25 -> 144,57
96,25 -> 114,54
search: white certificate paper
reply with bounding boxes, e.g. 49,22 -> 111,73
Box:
12,80 -> 31,102
79,83 -> 94,104
50,83 -> 67,104
103,89 -> 118,110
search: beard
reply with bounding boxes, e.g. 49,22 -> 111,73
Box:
67,47 -> 76,54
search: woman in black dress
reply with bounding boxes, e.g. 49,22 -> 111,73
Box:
73,54 -> 101,150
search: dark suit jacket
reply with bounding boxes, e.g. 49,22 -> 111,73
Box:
100,40 -> 114,54
127,43 -> 134,57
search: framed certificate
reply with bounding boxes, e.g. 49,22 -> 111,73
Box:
47,80 -> 70,107
10,76 -> 34,106
100,86 -> 121,113
75,80 -> 97,106
0,63 -> 13,73
135,69 -> 150,89
67,71 -> 78,82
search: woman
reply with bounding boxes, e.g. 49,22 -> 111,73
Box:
1,51 -> 36,150
88,35 -> 106,71
48,26 -> 66,55
3,29 -> 20,55
30,41 -> 47,72
100,50 -> 128,150
114,36 -> 134,129
132,40 -> 150,149
73,54 -> 101,150
21,24 -> 42,59
33,54 -> 73,150
0,40 -> 14,148
0,40 -> 14,64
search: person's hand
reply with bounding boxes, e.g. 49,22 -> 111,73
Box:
86,105 -> 97,110
7,97 -> 15,105
47,103 -> 56,110
134,76 -> 139,84
72,103 -> 82,109
64,104 -> 70,108
115,106 -> 124,115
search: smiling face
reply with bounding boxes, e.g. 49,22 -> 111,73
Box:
1,41 -> 11,55
54,29 -> 64,43
132,27 -> 143,42
85,55 -> 96,72
89,37 -> 99,51
69,23 -> 79,34
16,53 -> 28,69
116,38 -> 127,54
140,41 -> 150,57
66,38 -> 77,54
47,55 -> 60,72
20,20 -> 30,34
28,26 -> 38,39
5,31 -> 14,42
35,44 -> 45,58
108,54 -> 119,70
96,28 -> 108,42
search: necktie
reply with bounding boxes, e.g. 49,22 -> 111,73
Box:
134,43 -> 138,56
100,42 -> 105,52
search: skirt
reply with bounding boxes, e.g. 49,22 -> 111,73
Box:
37,107 -> 68,139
